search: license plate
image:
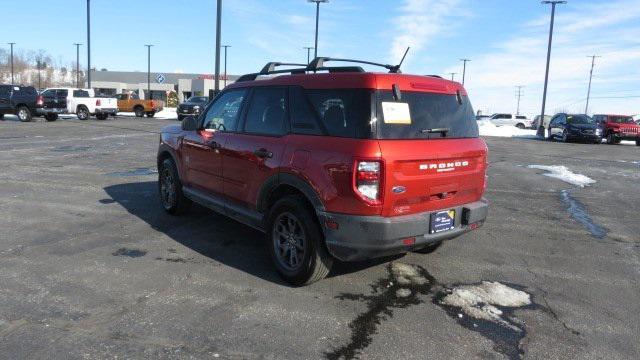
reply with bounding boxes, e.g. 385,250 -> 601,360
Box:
430,210 -> 455,234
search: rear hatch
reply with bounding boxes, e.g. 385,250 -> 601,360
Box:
374,89 -> 487,217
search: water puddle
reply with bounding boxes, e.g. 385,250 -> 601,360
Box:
112,248 -> 146,257
327,263 -> 536,360
50,145 -> 91,152
106,167 -> 158,177
560,190 -> 607,239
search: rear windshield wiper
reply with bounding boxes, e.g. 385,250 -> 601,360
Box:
420,128 -> 450,137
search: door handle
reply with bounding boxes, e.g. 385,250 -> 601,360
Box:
205,140 -> 221,149
254,148 -> 273,159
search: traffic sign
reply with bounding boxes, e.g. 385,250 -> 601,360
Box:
156,73 -> 166,84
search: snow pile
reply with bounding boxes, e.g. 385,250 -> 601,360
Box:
527,165 -> 596,187
440,281 -> 531,330
477,119 -> 538,138
390,262 -> 429,286
119,107 -> 177,120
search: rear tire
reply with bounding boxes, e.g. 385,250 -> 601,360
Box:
16,106 -> 32,122
134,106 -> 145,118
177,115 -> 184,121
146,111 -> 155,118
636,140 -> 640,146
158,158 -> 191,215
516,123 -> 525,129
96,113 -> 108,120
76,106 -> 89,120
45,113 -> 58,122
413,241 -> 443,254
267,195 -> 333,285
561,129 -> 569,143
547,128 -> 553,141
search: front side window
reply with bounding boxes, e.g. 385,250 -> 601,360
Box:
244,87 -> 288,136
201,89 -> 247,132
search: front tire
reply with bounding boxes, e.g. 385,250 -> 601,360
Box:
158,158 -> 191,215
16,106 -> 32,122
267,195 -> 333,285
76,106 -> 89,120
561,129 -> 569,142
134,106 -> 145,117
45,113 -> 58,122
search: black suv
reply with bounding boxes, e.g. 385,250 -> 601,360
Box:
0,85 -> 38,122
177,96 -> 209,120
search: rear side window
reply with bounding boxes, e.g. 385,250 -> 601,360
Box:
243,87 -> 287,136
306,89 -> 372,138
73,90 -> 89,97
289,86 -> 323,136
201,89 -> 246,132
57,89 -> 68,97
376,91 -> 478,139
0,86 -> 9,96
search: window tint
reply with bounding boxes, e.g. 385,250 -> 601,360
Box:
57,89 -> 68,97
376,90 -> 478,139
201,89 -> 246,132
244,87 -> 288,136
289,86 -> 323,135
306,89 -> 372,138
73,90 -> 90,97
0,86 -> 10,96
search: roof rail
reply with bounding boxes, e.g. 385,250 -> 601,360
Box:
259,62 -> 307,74
235,61 -> 366,83
307,57 -> 401,73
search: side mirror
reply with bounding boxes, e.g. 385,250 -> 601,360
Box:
181,115 -> 199,131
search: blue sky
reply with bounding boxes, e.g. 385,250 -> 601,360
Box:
2,0 -> 639,115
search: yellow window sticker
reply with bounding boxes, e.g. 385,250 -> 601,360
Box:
381,102 -> 411,124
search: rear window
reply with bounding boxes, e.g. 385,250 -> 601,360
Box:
376,90 -> 478,139
73,90 -> 90,98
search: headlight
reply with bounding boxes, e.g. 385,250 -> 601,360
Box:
595,128 -> 602,135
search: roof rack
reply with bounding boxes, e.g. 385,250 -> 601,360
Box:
307,57 -> 401,73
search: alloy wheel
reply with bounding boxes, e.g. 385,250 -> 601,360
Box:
160,167 -> 176,209
272,212 -> 306,271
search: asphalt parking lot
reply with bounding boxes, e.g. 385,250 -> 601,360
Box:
1,116 -> 639,359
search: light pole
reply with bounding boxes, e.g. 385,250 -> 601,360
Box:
449,72 -> 457,81
145,45 -> 153,100
214,0 -> 222,94
303,46 -> 314,64
222,45 -> 231,88
308,0 -> 328,58
584,55 -> 601,115
8,42 -> 15,84
86,0 -> 91,88
460,58 -> 470,85
537,0 -> 567,137
515,86 -> 525,115
74,43 -> 82,88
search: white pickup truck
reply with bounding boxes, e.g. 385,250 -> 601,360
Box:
36,88 -> 118,121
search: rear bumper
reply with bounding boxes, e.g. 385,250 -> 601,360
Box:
318,199 -> 488,261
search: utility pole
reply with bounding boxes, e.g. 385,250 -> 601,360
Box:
8,42 -> 15,84
449,72 -> 457,81
213,0 -> 222,94
584,55 -> 601,115
145,45 -> 153,100
515,86 -> 525,115
303,46 -> 314,64
537,0 -> 567,137
74,43 -> 82,88
222,45 -> 230,88
308,0 -> 328,58
459,58 -> 470,85
86,0 -> 91,88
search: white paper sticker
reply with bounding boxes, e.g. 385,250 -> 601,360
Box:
381,102 -> 411,124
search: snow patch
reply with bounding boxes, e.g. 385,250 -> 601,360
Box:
477,120 -> 538,138
119,107 -> 178,120
390,262 -> 429,286
440,281 -> 531,330
527,165 -> 596,187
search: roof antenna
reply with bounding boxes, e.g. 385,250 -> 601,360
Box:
391,47 -> 410,73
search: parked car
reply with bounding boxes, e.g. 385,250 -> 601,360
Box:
177,96 -> 209,121
532,115 -> 552,130
487,113 -> 532,129
114,93 -> 164,117
475,114 -> 490,120
593,114 -> 640,145
35,88 -> 118,121
547,113 -> 601,143
0,85 -> 38,122
156,58 -> 489,285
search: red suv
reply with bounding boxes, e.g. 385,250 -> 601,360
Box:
593,114 -> 640,145
157,58 -> 488,285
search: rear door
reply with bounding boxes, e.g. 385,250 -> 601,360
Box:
0,86 -> 11,114
223,86 -> 289,212
375,90 -> 487,216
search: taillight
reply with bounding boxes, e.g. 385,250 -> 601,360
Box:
96,99 -> 101,106
36,95 -> 43,106
150,100 -> 155,107
355,161 -> 382,204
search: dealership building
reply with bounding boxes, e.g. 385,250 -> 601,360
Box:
88,70 -> 239,103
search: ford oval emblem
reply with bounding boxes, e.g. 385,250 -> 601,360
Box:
392,186 -> 406,194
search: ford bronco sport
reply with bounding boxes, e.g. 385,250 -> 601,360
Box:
157,58 -> 489,285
